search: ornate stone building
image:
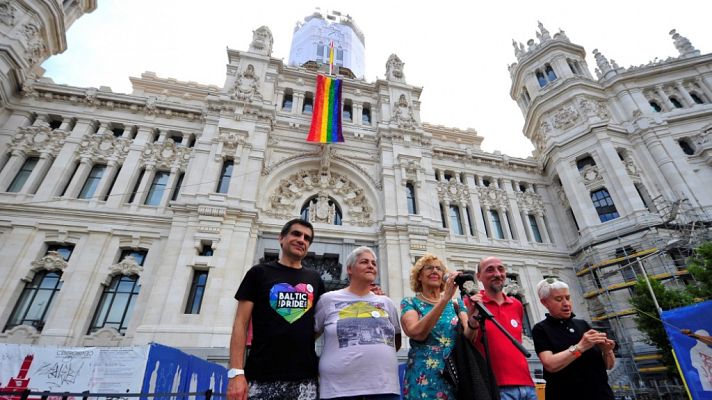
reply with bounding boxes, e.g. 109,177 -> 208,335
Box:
0,5 -> 710,397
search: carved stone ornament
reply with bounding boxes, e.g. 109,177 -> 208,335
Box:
554,184 -> 569,208
216,129 -> 246,157
305,191 -> 338,224
78,131 -> 131,162
10,126 -> 68,156
386,54 -> 405,82
503,279 -> 523,298
141,138 -> 192,170
391,94 -> 418,130
249,26 -> 274,56
581,165 -> 604,190
108,255 -> 143,280
232,64 -> 262,102
624,157 -> 639,176
477,186 -> 508,210
22,23 -> 47,66
0,0 -> 15,26
30,251 -> 68,273
266,169 -> 374,226
553,105 -> 579,130
436,180 -> 470,203
515,190 -> 545,215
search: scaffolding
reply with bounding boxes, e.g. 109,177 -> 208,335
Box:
572,196 -> 712,399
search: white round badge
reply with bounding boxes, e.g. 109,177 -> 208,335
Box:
306,284 -> 314,292
510,319 -> 519,328
371,310 -> 381,318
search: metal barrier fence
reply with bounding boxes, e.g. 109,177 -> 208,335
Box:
0,389 -> 224,400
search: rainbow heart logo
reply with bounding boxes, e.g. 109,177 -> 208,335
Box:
270,283 -> 314,323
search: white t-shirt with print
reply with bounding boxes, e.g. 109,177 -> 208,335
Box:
314,288 -> 401,399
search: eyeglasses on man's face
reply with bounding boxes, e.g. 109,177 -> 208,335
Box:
422,265 -> 444,272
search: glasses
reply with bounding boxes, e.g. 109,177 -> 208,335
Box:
423,265 -> 444,272
545,277 -> 560,284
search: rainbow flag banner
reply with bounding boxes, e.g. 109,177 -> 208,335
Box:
306,74 -> 344,143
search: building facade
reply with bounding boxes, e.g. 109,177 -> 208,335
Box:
0,5 -> 710,398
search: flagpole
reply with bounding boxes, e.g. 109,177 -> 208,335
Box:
328,40 -> 335,76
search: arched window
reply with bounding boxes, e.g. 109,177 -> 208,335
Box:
678,138 -> 695,155
690,93 -> 705,104
282,88 -> 293,111
300,195 -> 342,225
669,96 -> 683,109
362,104 -> 372,125
591,188 -> 620,222
545,64 -> 557,82
405,182 -> 417,214
536,70 -> 547,87
649,101 -> 662,112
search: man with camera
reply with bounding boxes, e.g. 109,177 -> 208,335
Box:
469,256 -> 537,400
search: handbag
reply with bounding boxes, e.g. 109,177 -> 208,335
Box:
442,301 -> 500,400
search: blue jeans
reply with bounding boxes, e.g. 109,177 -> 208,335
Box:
499,385 -> 538,400
324,395 -> 401,400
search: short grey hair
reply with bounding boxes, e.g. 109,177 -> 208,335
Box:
536,277 -> 569,300
345,246 -> 377,269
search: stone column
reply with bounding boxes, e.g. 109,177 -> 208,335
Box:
20,151 -> 54,194
0,150 -> 27,191
275,91 -> 284,111
522,211 -> 535,242
499,207 -> 513,240
675,81 -> 695,107
694,77 -> 712,101
106,126 -> 153,207
442,201 -> 450,231
294,92 -> 304,115
93,160 -> 119,202
554,162 -> 600,228
482,206 -> 494,239
459,202 -> 470,237
536,214 -> 551,243
353,103 -> 363,126
655,85 -> 675,110
131,164 -> 156,207
63,157 -> 93,198
598,140 -> 647,215
502,179 -> 528,243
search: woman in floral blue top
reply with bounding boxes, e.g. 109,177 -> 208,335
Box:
400,254 -> 478,400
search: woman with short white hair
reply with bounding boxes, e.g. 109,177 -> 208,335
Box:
532,277 -> 616,400
314,246 -> 401,400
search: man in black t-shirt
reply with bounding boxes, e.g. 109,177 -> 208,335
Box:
227,219 -> 325,400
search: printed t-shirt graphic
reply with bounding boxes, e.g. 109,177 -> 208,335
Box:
334,300 -> 395,348
270,282 -> 314,323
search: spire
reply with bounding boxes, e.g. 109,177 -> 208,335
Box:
536,21 -> 551,41
592,49 -> 613,78
669,29 -> 700,58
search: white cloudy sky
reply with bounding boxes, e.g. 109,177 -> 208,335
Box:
42,0 -> 711,158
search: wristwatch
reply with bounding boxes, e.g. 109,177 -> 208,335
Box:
568,344 -> 582,358
227,368 -> 245,379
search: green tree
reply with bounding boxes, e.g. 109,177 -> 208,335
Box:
630,278 -> 694,373
687,241 -> 712,300
629,241 -> 712,374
